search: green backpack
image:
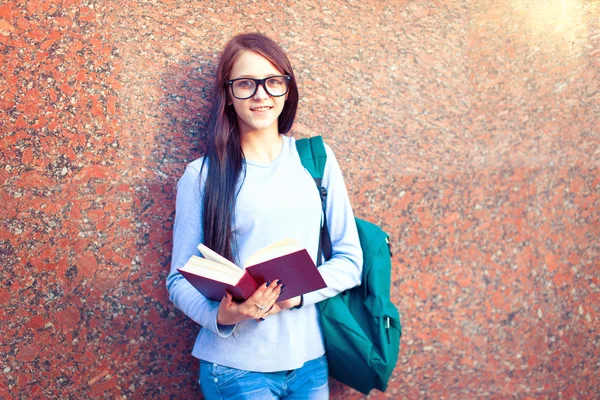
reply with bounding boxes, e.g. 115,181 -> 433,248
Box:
296,136 -> 402,395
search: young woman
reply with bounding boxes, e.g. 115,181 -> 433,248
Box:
167,32 -> 363,399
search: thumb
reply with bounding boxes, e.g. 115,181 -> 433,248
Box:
221,291 -> 234,307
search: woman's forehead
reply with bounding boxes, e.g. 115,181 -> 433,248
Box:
230,50 -> 282,79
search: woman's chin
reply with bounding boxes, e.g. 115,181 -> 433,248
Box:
240,120 -> 278,134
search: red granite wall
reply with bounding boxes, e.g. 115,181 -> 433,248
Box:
1,0 -> 599,398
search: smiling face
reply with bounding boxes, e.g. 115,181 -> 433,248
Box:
228,50 -> 287,136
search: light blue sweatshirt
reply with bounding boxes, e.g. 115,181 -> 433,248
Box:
166,135 -> 362,372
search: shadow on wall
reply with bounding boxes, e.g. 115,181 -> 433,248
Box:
131,54 -> 216,396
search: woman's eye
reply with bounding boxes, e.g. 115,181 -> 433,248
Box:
236,80 -> 253,88
267,78 -> 282,86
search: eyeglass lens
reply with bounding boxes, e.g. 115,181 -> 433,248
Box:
231,76 -> 289,99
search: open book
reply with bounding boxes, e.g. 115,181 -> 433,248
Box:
177,239 -> 327,303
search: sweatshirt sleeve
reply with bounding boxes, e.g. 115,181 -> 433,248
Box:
302,144 -> 363,306
166,162 -> 235,337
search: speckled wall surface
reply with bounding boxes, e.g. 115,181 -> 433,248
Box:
1,0 -> 599,398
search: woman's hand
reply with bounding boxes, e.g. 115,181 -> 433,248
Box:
217,280 -> 283,325
261,296 -> 302,319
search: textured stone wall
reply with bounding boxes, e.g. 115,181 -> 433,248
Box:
1,0 -> 598,398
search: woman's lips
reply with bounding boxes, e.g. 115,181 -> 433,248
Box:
250,106 -> 273,112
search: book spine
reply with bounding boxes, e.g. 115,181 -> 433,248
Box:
232,272 -> 259,302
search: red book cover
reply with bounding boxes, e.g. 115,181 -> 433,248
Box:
245,249 -> 327,301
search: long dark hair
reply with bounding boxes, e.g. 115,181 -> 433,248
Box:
202,33 -> 299,262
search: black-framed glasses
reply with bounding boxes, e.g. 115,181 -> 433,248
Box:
227,75 -> 292,100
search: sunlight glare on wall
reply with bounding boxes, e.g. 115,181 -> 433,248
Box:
511,0 -> 588,55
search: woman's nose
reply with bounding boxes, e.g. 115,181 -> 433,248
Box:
253,83 -> 269,99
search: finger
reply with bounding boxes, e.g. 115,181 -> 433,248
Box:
264,281 -> 284,304
263,279 -> 280,294
243,281 -> 272,314
246,280 -> 284,317
242,282 -> 271,320
253,280 -> 280,305
262,304 -> 282,319
249,280 -> 274,302
218,292 -> 243,325
256,305 -> 274,321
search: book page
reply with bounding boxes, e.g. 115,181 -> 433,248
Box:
244,238 -> 304,268
181,256 -> 243,283
197,243 -> 240,273
185,256 -> 242,275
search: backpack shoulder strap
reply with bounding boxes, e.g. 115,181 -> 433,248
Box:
295,136 -> 333,263
296,136 -> 327,180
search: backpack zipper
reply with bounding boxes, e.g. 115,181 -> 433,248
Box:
385,316 -> 391,344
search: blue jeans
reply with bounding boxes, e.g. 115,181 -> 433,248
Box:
199,355 -> 329,400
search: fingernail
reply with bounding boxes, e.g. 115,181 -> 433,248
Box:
259,318 -> 265,321
281,284 -> 286,290
276,280 -> 282,285
266,281 -> 271,287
